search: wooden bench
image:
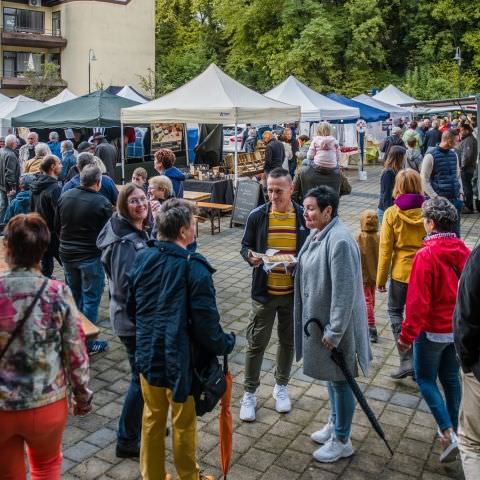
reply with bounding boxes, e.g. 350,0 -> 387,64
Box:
196,202 -> 233,235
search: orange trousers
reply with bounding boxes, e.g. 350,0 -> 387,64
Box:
0,398 -> 68,480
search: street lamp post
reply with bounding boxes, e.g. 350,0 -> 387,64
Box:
88,48 -> 97,94
454,47 -> 461,98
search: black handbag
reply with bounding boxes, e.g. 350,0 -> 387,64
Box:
185,258 -> 227,416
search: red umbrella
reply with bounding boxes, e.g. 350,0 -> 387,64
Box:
219,356 -> 233,478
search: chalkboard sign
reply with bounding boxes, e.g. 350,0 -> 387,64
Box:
231,180 -> 264,226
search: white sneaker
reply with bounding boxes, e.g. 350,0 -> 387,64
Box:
273,384 -> 292,413
313,436 -> 354,463
440,431 -> 459,463
239,392 -> 257,422
311,418 -> 334,444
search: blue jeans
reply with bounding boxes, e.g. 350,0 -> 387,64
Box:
451,199 -> 463,238
62,256 -> 105,324
377,208 -> 384,226
328,380 -> 356,442
118,336 -> 143,450
413,332 -> 461,432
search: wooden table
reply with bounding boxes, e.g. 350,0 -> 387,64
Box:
0,242 -> 99,341
183,190 -> 211,202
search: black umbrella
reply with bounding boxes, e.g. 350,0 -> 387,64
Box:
304,318 -> 394,456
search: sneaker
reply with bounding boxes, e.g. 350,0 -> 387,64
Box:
369,327 -> 378,343
311,418 -> 334,444
313,436 -> 354,463
439,431 -> 459,463
239,392 -> 257,422
87,340 -> 109,355
273,384 -> 292,413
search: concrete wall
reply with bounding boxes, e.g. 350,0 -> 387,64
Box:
60,0 -> 155,95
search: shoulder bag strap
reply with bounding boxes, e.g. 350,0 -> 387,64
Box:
0,278 -> 48,361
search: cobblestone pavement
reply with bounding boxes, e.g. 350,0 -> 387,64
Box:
61,166 -> 480,480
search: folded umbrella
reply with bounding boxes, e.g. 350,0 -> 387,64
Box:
219,355 -> 233,479
304,318 -> 394,456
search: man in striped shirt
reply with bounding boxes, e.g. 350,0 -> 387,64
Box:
240,168 -> 309,422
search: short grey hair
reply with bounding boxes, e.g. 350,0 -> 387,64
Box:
156,198 -> 197,241
61,139 -> 73,150
5,134 -> 17,147
80,165 -> 102,188
77,152 -> 95,171
422,197 -> 458,232
35,142 -> 51,157
49,131 -> 59,141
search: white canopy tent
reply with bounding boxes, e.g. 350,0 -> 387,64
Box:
0,95 -> 45,134
121,63 -> 300,181
264,76 -> 359,121
45,88 -> 78,106
0,92 -> 10,104
116,85 -> 148,104
353,94 -> 407,116
372,85 -> 425,115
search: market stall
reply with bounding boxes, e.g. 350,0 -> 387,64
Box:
0,95 -> 45,135
45,88 -> 78,106
121,63 -> 300,182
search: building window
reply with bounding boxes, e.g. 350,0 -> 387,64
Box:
52,11 -> 61,36
3,51 -> 48,78
3,8 -> 45,34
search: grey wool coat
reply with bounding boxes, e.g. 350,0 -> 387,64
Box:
294,216 -> 372,382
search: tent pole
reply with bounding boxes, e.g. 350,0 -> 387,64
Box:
120,122 -> 125,184
234,122 -> 238,185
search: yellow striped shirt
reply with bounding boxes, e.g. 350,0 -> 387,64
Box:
267,210 -> 297,296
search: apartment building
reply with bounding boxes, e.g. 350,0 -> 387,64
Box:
0,0 -> 155,97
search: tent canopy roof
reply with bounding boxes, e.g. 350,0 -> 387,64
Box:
327,93 -> 389,123
11,90 -> 139,128
0,95 -> 45,127
45,88 -> 78,106
121,63 -> 300,124
353,94 -> 407,114
399,95 -> 479,109
116,85 -> 149,104
265,76 -> 359,121
373,84 -> 419,108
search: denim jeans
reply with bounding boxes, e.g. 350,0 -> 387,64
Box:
377,208 -> 384,226
461,168 -> 475,211
413,332 -> 461,432
118,336 -> 143,450
62,256 -> 105,324
387,279 -> 408,338
451,199 -> 463,238
327,381 -> 356,442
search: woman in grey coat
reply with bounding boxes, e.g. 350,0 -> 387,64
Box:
294,186 -> 371,463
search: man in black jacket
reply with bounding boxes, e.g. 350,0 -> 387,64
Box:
381,127 -> 405,159
93,133 -> 117,180
457,123 -> 478,213
56,165 -> 113,353
0,134 -> 20,221
422,120 -> 443,154
239,168 -> 308,422
263,131 -> 285,175
454,246 -> 480,479
30,155 -> 62,277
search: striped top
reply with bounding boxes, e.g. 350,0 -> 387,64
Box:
267,210 -> 297,296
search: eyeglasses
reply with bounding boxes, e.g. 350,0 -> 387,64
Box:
128,197 -> 148,205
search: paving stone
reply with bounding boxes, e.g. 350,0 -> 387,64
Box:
269,419 -> 304,438
274,448 -> 312,473
106,459 -> 142,480
365,386 -> 394,402
237,447 -> 277,471
69,457 -> 112,479
83,427 -> 117,448
64,441 -> 101,462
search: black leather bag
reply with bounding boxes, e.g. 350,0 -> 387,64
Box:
191,354 -> 227,417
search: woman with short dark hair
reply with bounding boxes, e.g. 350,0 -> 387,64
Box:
0,213 -> 91,479
97,183 -> 151,458
399,197 -> 470,463
128,198 -> 235,479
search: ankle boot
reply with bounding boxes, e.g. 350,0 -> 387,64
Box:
390,345 -> 414,379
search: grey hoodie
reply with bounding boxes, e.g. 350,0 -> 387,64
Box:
97,213 -> 151,336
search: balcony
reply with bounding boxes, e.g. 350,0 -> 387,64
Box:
1,73 -> 66,90
1,28 -> 67,49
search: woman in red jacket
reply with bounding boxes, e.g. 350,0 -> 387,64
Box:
399,197 -> 470,463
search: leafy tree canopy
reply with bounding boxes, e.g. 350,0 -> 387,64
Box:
149,0 -> 480,100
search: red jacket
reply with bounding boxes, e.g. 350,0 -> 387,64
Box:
400,234 -> 470,345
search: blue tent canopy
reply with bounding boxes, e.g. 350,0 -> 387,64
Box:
327,93 -> 389,123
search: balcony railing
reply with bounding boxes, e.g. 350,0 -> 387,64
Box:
3,25 -> 62,37
1,27 -> 66,48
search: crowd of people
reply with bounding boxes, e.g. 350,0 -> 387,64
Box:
0,115 -> 478,480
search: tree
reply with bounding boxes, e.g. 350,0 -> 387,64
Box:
24,62 -> 64,102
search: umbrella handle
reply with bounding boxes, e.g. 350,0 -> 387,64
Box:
304,318 -> 325,337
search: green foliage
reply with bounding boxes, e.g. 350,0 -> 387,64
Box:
23,62 -> 64,102
152,0 -> 480,99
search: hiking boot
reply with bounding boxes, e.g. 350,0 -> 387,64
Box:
273,384 -> 292,413
239,392 -> 257,422
313,436 -> 354,463
369,327 -> 378,343
311,417 -> 334,444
